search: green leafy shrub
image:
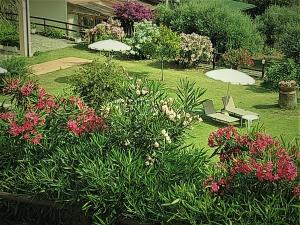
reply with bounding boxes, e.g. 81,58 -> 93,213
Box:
222,48 -> 254,69
0,20 -> 19,46
263,59 -> 299,90
125,21 -> 159,59
71,60 -> 126,109
176,33 -> 213,68
156,0 -> 263,53
40,27 -> 65,39
0,56 -> 30,88
152,25 -> 181,80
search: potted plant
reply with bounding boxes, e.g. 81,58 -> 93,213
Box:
278,80 -> 297,92
222,48 -> 254,70
31,23 -> 37,34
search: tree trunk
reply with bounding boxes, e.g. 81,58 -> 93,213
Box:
161,58 -> 164,81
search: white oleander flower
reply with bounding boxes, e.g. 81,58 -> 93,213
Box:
154,142 -> 160,148
165,136 -> 171,144
124,139 -> 130,146
161,105 -> 168,113
136,90 -> 141,95
141,88 -> 148,95
161,129 -> 168,137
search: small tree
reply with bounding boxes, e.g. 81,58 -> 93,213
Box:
153,25 -> 181,81
113,1 -> 153,36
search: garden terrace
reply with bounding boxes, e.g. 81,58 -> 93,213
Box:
18,46 -> 300,146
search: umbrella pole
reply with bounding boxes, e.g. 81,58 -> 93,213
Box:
226,82 -> 230,107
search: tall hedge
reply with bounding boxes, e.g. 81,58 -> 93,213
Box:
256,6 -> 300,64
156,0 -> 263,53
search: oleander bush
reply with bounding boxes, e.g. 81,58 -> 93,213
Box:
203,126 -> 299,224
176,33 -> 213,68
263,59 -> 300,90
85,18 -> 125,42
156,0 -> 263,53
125,21 -> 159,59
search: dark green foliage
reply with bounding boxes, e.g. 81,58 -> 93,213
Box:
70,60 -> 126,108
0,20 -> 19,47
255,6 -> 300,63
263,59 -> 300,90
156,0 -> 263,53
256,6 -> 299,46
40,27 -> 65,39
277,24 -> 300,64
0,56 -> 30,87
240,0 -> 299,15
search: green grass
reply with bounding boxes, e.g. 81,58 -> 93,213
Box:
4,46 -> 300,148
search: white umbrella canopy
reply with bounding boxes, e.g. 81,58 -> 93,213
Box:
0,67 -> 8,74
205,69 -> 255,98
88,39 -> 131,52
205,69 -> 255,85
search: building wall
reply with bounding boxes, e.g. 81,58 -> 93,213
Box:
29,0 -> 68,30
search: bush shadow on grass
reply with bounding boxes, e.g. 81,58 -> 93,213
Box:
147,60 -> 185,71
253,103 -> 278,110
245,84 -> 274,94
54,76 -> 71,84
202,116 -> 234,128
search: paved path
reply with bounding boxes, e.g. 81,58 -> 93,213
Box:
31,57 -> 92,75
31,34 -> 75,54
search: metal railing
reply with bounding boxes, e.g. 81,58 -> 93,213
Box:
1,12 -> 92,36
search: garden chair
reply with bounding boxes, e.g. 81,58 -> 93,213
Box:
203,100 -> 239,124
222,96 -> 259,118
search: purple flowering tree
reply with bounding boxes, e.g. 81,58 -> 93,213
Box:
113,0 -> 153,36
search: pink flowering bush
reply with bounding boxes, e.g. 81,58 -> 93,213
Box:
204,126 -> 299,199
113,1 -> 153,35
176,33 -> 213,68
85,18 -> 125,42
0,79 -> 107,148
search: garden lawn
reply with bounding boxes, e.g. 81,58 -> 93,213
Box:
13,46 -> 300,148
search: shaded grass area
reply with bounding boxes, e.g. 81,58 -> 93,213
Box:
4,46 -> 300,148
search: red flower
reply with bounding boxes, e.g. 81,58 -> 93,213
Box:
293,185 -> 300,198
8,122 -> 23,137
3,79 -> 20,93
32,133 -> 42,145
211,182 -> 220,193
0,112 -> 15,121
20,81 -> 34,97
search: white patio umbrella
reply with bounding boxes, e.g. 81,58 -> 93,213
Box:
88,39 -> 131,58
0,67 -> 8,74
205,68 -> 255,97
